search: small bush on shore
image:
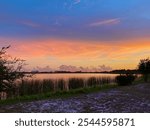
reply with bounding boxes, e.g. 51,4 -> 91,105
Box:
115,74 -> 136,86
138,58 -> 150,82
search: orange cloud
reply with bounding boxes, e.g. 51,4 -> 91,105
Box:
9,38 -> 150,59
3,38 -> 150,69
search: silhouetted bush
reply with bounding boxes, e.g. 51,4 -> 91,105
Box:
115,74 -> 136,86
138,58 -> 150,82
0,46 -> 26,98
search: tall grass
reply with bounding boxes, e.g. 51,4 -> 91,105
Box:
68,78 -> 85,89
2,76 -> 115,100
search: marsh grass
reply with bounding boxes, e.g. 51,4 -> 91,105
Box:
68,78 -> 85,89
1,77 -> 115,100
87,77 -> 112,87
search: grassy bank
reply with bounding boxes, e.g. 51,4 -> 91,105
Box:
1,75 -> 147,105
0,83 -> 118,105
6,77 -> 114,99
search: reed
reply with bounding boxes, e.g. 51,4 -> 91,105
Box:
1,76 -> 114,100
55,79 -> 66,91
87,77 -> 97,87
68,78 -> 85,89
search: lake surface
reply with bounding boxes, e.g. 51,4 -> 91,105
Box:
32,73 -> 118,80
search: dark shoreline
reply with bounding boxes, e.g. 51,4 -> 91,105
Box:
23,70 -> 139,75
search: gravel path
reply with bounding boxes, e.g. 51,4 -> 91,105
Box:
0,83 -> 150,113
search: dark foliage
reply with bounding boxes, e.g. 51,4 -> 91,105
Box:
0,46 -> 26,97
115,74 -> 136,86
138,58 -> 150,82
110,69 -> 138,74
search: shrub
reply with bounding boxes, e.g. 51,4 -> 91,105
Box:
0,46 -> 26,98
115,74 -> 136,86
138,58 -> 150,82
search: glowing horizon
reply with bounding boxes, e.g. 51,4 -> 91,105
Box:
0,0 -> 150,71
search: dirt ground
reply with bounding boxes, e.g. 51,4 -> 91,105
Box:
0,83 -> 150,113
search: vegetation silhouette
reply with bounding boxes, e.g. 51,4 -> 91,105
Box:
138,58 -> 150,82
115,74 -> 136,86
0,46 -> 26,99
1,77 -> 113,99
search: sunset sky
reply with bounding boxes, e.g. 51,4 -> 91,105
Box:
0,0 -> 150,71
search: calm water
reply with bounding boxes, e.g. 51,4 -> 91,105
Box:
33,73 -> 118,80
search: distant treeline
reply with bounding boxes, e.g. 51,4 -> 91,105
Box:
24,69 -> 139,74
106,69 -> 139,74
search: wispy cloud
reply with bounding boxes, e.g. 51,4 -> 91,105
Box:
20,20 -> 40,28
73,0 -> 81,5
89,18 -> 121,27
64,0 -> 81,9
53,19 -> 61,26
